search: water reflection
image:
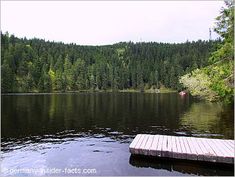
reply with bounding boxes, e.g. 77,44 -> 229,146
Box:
2,93 -> 186,139
129,155 -> 234,176
1,130 -> 234,176
180,102 -> 234,139
1,93 -> 234,176
2,92 -> 233,140
1,131 -> 133,153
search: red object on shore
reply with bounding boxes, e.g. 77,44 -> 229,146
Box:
179,91 -> 186,96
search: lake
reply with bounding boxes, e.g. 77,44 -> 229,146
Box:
1,92 -> 234,176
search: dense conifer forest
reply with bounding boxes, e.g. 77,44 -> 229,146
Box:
1,33 -> 218,93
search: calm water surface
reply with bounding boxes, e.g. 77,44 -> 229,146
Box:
1,92 -> 234,176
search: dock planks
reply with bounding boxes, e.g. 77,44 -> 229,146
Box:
129,134 -> 234,164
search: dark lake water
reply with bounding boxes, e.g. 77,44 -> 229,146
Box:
1,92 -> 234,176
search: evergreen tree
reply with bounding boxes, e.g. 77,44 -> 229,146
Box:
1,61 -> 14,92
1,31 -> 218,93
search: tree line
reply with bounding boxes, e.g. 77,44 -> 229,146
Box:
1,32 -> 219,93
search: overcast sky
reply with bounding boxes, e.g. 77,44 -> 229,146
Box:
1,1 -> 224,45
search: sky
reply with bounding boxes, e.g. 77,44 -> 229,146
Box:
1,1 -> 224,45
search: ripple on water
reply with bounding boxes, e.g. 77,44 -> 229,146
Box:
108,131 -> 123,135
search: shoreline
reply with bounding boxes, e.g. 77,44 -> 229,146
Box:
1,88 -> 177,95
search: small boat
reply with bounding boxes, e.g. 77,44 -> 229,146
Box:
179,91 -> 186,96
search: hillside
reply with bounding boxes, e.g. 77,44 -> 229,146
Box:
1,33 -> 218,93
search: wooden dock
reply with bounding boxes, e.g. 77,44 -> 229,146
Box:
129,134 -> 234,164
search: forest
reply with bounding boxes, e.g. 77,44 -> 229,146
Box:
1,33 -> 218,93
1,2 -> 233,105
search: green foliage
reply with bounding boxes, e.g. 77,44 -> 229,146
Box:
205,60 -> 234,103
54,71 -> 66,91
48,68 -> 56,90
180,2 -> 234,104
1,61 -> 14,92
179,69 -> 218,101
210,1 -> 233,63
1,32 -> 217,93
